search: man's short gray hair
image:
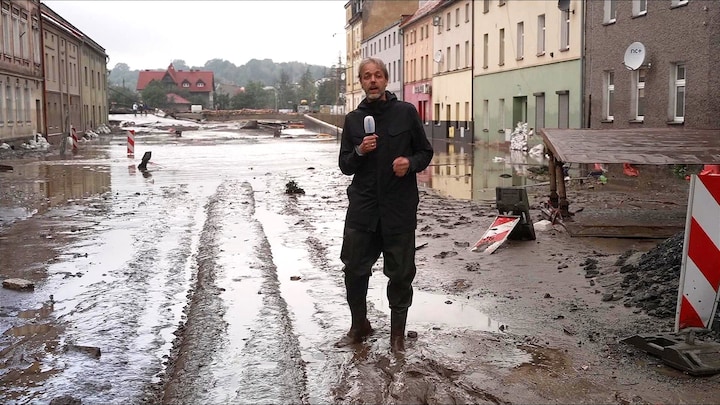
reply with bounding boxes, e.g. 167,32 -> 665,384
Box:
358,57 -> 388,81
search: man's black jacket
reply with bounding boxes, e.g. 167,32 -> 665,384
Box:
339,91 -> 434,235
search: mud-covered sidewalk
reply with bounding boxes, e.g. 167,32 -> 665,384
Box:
1,125 -> 719,405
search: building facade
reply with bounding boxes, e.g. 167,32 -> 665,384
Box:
585,0 -> 720,129
473,0 -> 583,145
41,3 -> 108,141
0,0 -> 44,143
401,0 -> 443,133
344,0 -> 418,111
362,20 -> 405,101
430,0 -> 473,144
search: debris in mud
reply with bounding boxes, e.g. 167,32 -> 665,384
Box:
2,278 -> 35,291
65,344 -> 102,359
613,232 -> 684,319
285,180 -> 305,194
603,232 -> 720,340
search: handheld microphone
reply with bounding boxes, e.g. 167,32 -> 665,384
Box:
364,116 -> 375,135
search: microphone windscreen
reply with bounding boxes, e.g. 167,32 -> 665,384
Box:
363,116 -> 375,134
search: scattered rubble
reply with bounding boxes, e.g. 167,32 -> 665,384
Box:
604,232 -> 720,336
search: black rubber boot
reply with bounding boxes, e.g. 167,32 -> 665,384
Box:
336,275 -> 373,347
390,309 -> 408,353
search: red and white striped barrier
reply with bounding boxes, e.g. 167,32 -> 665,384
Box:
675,174 -> 720,331
71,126 -> 78,153
127,130 -> 135,156
471,215 -> 521,254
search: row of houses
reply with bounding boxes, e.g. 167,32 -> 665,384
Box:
343,0 -> 715,145
0,0 -> 108,145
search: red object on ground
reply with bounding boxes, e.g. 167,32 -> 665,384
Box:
623,163 -> 639,177
699,165 -> 720,176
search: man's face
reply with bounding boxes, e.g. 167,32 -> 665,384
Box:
360,62 -> 388,101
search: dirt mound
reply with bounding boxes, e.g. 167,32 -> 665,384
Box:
612,232 -> 720,337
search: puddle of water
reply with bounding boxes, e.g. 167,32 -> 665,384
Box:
0,161 -> 112,227
371,285 -> 502,332
422,140 -> 548,202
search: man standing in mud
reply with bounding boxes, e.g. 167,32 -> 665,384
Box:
337,57 -> 434,353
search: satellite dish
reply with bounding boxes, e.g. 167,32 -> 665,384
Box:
433,50 -> 443,63
623,42 -> 646,70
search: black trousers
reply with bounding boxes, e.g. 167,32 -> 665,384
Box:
340,227 -> 416,318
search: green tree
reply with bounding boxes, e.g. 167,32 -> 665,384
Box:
277,70 -> 296,109
108,85 -> 139,109
215,93 -> 230,110
297,68 -> 316,104
316,79 -> 337,106
141,80 -> 172,109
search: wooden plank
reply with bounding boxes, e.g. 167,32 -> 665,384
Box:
540,128 -> 720,165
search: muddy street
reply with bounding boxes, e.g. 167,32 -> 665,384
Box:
2,121 -> 720,405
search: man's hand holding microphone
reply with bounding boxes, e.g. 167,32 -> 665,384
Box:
362,116 -> 409,177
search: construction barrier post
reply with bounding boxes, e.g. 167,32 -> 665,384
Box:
675,174 -> 720,332
71,126 -> 78,153
127,130 -> 135,157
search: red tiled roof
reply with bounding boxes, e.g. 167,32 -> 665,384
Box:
137,63 -> 214,94
166,93 -> 191,105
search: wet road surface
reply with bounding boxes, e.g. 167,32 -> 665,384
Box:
1,128 -> 521,404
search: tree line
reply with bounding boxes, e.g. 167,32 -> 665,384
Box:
108,58 -> 344,111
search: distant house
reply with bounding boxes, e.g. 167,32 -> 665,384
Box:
165,93 -> 192,112
137,63 -> 214,109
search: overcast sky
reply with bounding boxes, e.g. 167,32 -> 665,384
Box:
44,1 -> 347,70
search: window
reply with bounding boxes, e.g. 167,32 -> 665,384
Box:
517,22 -> 524,60
6,82 -> 12,124
557,91 -> 569,128
447,46 -> 451,71
534,92 -> 545,131
483,0 -> 490,13
15,83 -> 21,124
455,44 -> 460,69
434,103 -> 440,124
673,64 -> 686,122
19,12 -> 28,59
537,14 -> 546,55
483,99 -> 489,130
12,8 -> 20,57
197,82 -> 205,88
483,33 -> 489,68
182,82 -> 190,88
604,0 -> 617,24
633,69 -> 646,120
605,71 -> 615,121
498,98 -> 506,131
560,10 -> 570,50
446,12 -> 451,31
499,0 -> 506,6
465,102 -> 470,129
455,8 -> 460,26
465,40 -> 470,68
632,0 -> 647,16
499,29 -> 505,66
1,4 -> 9,55
465,3 -> 470,22
24,82 -> 30,122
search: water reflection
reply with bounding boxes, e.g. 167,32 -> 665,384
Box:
420,140 -> 547,202
0,162 -> 111,226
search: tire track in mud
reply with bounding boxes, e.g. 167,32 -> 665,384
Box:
154,180 -> 308,405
